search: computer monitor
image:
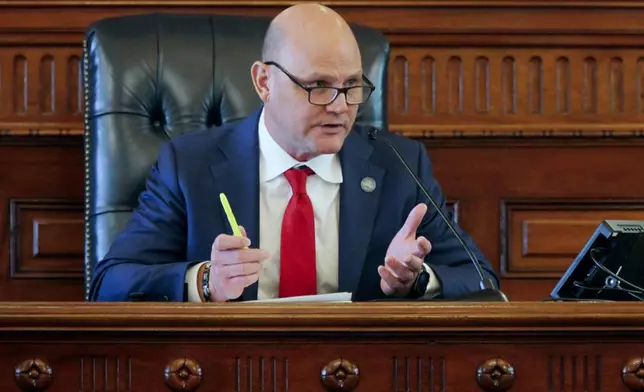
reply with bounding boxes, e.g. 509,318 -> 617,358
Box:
550,220 -> 644,301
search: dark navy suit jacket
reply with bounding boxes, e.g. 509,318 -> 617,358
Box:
89,108 -> 499,302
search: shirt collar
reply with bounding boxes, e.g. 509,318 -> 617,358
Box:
258,108 -> 343,184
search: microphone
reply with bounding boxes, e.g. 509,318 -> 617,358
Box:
368,127 -> 508,302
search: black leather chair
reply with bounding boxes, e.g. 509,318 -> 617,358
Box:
83,13 -> 391,300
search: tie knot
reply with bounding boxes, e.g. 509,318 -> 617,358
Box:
284,166 -> 314,195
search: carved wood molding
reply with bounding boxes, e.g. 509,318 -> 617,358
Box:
321,359 -> 360,392
234,357 -> 288,390
622,357 -> 644,392
6,124 -> 644,139
2,2 -> 644,140
14,359 -> 53,392
0,127 -> 82,137
4,125 -> 644,139
2,302 -> 644,331
2,0 -> 644,7
164,358 -> 202,392
476,358 -> 515,392
392,125 -> 644,139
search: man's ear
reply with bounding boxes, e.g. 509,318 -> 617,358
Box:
250,61 -> 270,103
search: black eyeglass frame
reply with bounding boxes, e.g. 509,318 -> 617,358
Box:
263,61 -> 376,106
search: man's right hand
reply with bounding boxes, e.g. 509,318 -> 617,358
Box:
209,226 -> 270,302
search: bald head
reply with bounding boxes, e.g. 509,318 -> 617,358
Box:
251,4 -> 364,161
262,4 -> 360,64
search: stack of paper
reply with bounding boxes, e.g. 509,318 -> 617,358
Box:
246,292 -> 352,303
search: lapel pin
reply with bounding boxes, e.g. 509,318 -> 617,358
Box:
361,177 -> 376,193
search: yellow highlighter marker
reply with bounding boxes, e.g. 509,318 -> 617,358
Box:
219,192 -> 243,237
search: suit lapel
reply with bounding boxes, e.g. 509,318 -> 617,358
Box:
210,111 -> 261,301
338,130 -> 385,293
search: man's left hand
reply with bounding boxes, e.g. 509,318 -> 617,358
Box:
378,203 -> 432,296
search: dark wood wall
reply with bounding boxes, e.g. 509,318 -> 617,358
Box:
1,0 -> 644,302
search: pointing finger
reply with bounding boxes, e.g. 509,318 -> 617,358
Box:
398,204 -> 427,237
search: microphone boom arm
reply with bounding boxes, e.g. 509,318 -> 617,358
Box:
368,127 -> 501,293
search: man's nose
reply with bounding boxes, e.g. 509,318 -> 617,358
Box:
326,92 -> 349,113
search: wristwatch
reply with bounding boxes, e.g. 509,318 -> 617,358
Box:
407,263 -> 431,298
201,263 -> 212,302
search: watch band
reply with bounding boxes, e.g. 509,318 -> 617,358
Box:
408,263 -> 431,298
201,263 -> 212,302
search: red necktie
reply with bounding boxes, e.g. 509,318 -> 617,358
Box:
279,166 -> 316,298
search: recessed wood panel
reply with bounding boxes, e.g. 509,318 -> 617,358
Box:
33,218 -> 84,258
9,199 -> 84,279
500,200 -> 644,279
0,141 -> 85,301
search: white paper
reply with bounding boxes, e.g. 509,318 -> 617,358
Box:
246,292 -> 352,303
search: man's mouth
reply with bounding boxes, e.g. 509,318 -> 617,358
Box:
321,123 -> 344,129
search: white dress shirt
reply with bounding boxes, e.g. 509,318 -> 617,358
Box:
256,109 -> 343,299
185,109 -> 440,301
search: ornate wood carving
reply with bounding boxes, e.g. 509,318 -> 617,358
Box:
0,47 -> 82,127
393,356 -> 445,391
164,358 -> 202,392
14,359 -> 52,392
476,358 -> 514,392
547,354 -> 602,391
388,48 -> 644,138
623,357 -> 644,392
1,1 -> 644,139
320,358 -> 359,392
80,356 -> 132,391
234,356 -> 288,391
0,303 -> 643,391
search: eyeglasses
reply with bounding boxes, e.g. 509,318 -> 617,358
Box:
263,61 -> 375,106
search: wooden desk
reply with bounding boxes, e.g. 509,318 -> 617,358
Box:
1,302 -> 643,392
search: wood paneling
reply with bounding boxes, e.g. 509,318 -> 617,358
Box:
0,140 -> 84,301
1,0 -> 644,302
426,141 -> 644,300
389,47 -> 644,137
1,302 -> 644,392
9,198 -> 84,279
500,200 -> 644,279
0,47 -> 81,135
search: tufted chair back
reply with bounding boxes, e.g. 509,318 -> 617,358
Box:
83,12 -> 390,300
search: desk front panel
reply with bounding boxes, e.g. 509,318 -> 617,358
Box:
1,302 -> 643,392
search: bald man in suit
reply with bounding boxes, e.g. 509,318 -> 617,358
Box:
89,4 -> 499,303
